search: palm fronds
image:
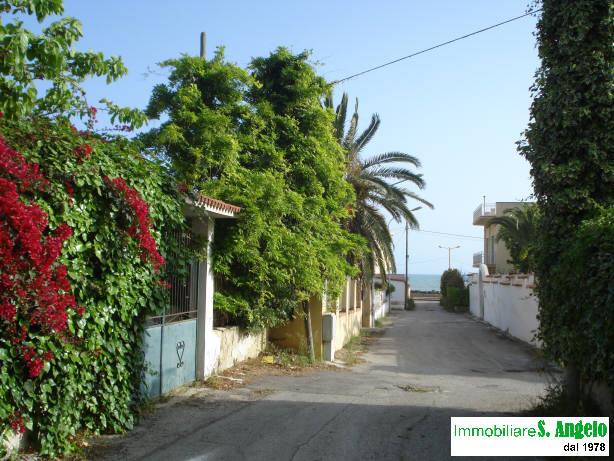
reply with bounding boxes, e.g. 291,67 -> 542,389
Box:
488,205 -> 539,273
330,92 -> 433,282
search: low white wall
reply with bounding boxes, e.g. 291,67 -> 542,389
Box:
470,273 -> 540,347
469,281 -> 480,317
373,289 -> 389,321
389,280 -> 405,310
206,326 -> 266,376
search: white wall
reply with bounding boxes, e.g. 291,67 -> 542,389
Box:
469,281 -> 480,317
389,280 -> 405,309
372,288 -> 389,321
469,271 -> 540,347
205,326 -> 266,376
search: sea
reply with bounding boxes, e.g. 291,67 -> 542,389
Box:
408,274 -> 441,292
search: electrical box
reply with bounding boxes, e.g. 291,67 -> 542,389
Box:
322,313 -> 335,342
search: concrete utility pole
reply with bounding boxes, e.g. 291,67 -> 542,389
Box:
404,221 -> 409,309
404,206 -> 422,309
438,245 -> 460,270
200,32 -> 206,59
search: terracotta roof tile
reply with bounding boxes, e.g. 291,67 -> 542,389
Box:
196,194 -> 241,214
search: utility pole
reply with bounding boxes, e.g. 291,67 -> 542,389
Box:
200,32 -> 206,59
439,245 -> 460,270
404,221 -> 409,310
404,206 -> 422,310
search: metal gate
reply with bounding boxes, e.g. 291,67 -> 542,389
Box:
142,231 -> 199,398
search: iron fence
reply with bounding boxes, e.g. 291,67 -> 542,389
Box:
148,230 -> 198,325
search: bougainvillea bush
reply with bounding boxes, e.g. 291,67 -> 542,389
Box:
0,117 -> 188,455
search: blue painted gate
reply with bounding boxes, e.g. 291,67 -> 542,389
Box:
142,238 -> 200,397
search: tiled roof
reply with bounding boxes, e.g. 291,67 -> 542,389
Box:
195,194 -> 241,214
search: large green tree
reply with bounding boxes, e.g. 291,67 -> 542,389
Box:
325,93 -> 432,281
518,0 -> 613,400
144,48 -> 361,329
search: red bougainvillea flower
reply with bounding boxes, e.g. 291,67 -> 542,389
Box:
103,176 -> 165,271
21,345 -> 51,378
64,180 -> 74,198
156,279 -> 171,290
73,143 -> 92,160
1,135 -> 79,346
9,411 -> 26,434
0,301 -> 16,321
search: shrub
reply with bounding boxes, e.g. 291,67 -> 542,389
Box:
539,207 -> 614,389
445,287 -> 469,312
439,269 -> 464,307
518,0 -> 613,405
404,298 -> 416,311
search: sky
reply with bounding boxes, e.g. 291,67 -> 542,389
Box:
38,0 -> 540,275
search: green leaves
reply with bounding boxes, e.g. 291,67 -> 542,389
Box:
143,48 -> 358,329
0,0 -> 140,128
519,1 -> 614,393
488,205 -> 540,273
0,116 -> 189,456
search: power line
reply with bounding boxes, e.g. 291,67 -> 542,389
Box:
418,229 -> 482,240
331,8 -> 542,85
390,227 -> 483,240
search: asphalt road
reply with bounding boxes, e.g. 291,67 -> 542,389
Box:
93,301 -> 552,461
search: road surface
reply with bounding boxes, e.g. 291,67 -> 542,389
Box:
93,301 -> 552,460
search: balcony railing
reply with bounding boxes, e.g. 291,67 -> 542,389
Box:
472,252 -> 483,268
473,202 -> 496,225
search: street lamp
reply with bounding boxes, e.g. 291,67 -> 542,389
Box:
439,245 -> 460,270
405,207 -> 422,309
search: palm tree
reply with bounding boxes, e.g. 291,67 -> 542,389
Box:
488,205 -> 539,273
325,93 -> 433,282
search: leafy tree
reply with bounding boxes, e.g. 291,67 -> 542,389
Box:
518,0 -> 613,402
487,204 -> 539,273
325,93 -> 433,281
144,48 -> 361,330
0,0 -> 146,127
143,50 -> 253,185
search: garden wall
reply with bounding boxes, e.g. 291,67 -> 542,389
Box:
372,289 -> 389,321
209,326 -> 267,373
269,278 -> 364,360
469,270 -> 540,346
333,307 -> 363,353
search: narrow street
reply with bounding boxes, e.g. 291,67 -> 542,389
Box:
94,302 -> 552,461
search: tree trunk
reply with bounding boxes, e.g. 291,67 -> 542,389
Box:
302,300 -> 315,363
565,363 -> 581,411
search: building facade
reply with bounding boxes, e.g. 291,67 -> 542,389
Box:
472,201 -> 532,274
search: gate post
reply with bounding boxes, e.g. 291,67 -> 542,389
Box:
478,263 -> 489,319
196,215 -> 215,380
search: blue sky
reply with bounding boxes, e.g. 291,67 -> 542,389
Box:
50,0 -> 539,275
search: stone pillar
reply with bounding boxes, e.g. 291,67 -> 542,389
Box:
322,313 -> 335,361
478,263 -> 489,319
362,283 -> 373,327
196,215 -> 215,379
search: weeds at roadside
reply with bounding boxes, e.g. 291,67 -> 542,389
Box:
523,384 -> 602,417
335,329 -> 385,366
